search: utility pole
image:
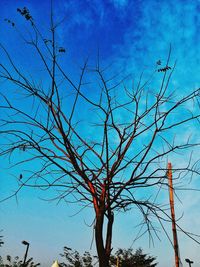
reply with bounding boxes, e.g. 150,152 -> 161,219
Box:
167,162 -> 180,267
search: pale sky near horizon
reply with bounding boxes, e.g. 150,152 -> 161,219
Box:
0,0 -> 200,266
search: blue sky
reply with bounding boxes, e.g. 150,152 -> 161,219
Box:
0,0 -> 200,266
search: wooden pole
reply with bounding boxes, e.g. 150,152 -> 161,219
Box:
167,162 -> 180,267
116,256 -> 119,267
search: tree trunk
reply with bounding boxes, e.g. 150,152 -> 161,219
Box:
95,209 -> 114,267
95,212 -> 109,267
105,211 -> 114,259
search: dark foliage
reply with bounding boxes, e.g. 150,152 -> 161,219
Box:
60,247 -> 157,267
110,248 -> 157,267
60,247 -> 94,267
0,255 -> 40,267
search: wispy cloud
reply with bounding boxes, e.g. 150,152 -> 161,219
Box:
111,1 -> 200,89
110,0 -> 129,9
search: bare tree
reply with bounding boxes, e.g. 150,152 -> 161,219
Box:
0,7 -> 200,267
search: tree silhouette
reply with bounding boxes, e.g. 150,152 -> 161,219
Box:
60,247 -> 94,267
60,246 -> 157,267
0,6 -> 200,267
0,255 -> 40,267
110,248 -> 157,267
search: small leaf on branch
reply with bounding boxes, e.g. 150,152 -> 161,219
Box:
58,47 -> 66,53
4,18 -> 15,27
17,7 -> 33,21
19,144 -> 26,151
43,39 -> 51,44
156,60 -> 161,65
158,66 -> 171,72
